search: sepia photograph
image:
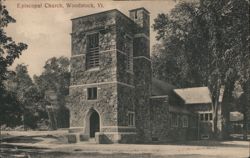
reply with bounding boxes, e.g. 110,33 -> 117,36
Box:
0,0 -> 249,157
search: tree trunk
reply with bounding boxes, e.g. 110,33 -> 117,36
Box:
242,80 -> 250,140
221,80 -> 236,140
243,110 -> 248,140
211,78 -> 222,139
46,106 -> 57,130
213,99 -> 219,138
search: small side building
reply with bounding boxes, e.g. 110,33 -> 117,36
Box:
229,111 -> 244,134
149,78 -> 198,142
174,87 -> 223,139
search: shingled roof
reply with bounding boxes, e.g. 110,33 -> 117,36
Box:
152,78 -> 176,96
169,105 -> 191,114
173,87 -> 212,104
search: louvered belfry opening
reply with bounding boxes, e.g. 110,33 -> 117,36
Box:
125,36 -> 133,72
86,33 -> 99,69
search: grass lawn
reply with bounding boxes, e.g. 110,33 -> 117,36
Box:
0,130 -> 249,158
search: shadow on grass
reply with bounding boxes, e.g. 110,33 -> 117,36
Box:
1,135 -> 42,144
1,134 -> 66,144
160,140 -> 249,148
0,143 -> 49,158
0,143 -> 48,150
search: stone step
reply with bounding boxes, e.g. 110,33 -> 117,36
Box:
78,138 -> 96,144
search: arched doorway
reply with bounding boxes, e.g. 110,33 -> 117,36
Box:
89,111 -> 100,138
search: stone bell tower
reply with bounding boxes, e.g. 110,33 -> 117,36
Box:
129,8 -> 152,142
67,8 -> 150,144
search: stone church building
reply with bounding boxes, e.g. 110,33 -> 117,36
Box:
67,8 -> 219,144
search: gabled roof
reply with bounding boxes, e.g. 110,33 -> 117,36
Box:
174,87 -> 212,104
152,78 -> 176,96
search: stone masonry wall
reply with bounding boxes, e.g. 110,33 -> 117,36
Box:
117,84 -> 135,126
69,11 -> 120,132
150,97 -> 170,142
116,12 -> 135,52
70,50 -> 117,85
130,8 -> 152,143
68,83 -> 118,128
134,57 -> 152,142
116,13 -> 135,85
116,52 -> 134,85
129,9 -> 150,36
71,11 -> 116,56
150,97 -> 198,142
71,11 -> 118,86
133,37 -> 150,58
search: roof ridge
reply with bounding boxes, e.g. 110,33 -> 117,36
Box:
174,87 -> 208,90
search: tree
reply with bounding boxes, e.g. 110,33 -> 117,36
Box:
4,57 -> 71,129
5,64 -> 44,129
34,56 -> 70,128
0,1 -> 28,127
7,64 -> 33,103
34,57 -> 70,97
0,2 -> 28,90
200,0 -> 249,138
0,89 -> 22,127
238,85 -> 250,140
152,43 -> 191,88
152,2 -> 210,88
152,0 -> 249,139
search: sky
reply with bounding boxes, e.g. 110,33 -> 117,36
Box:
4,0 -> 177,77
